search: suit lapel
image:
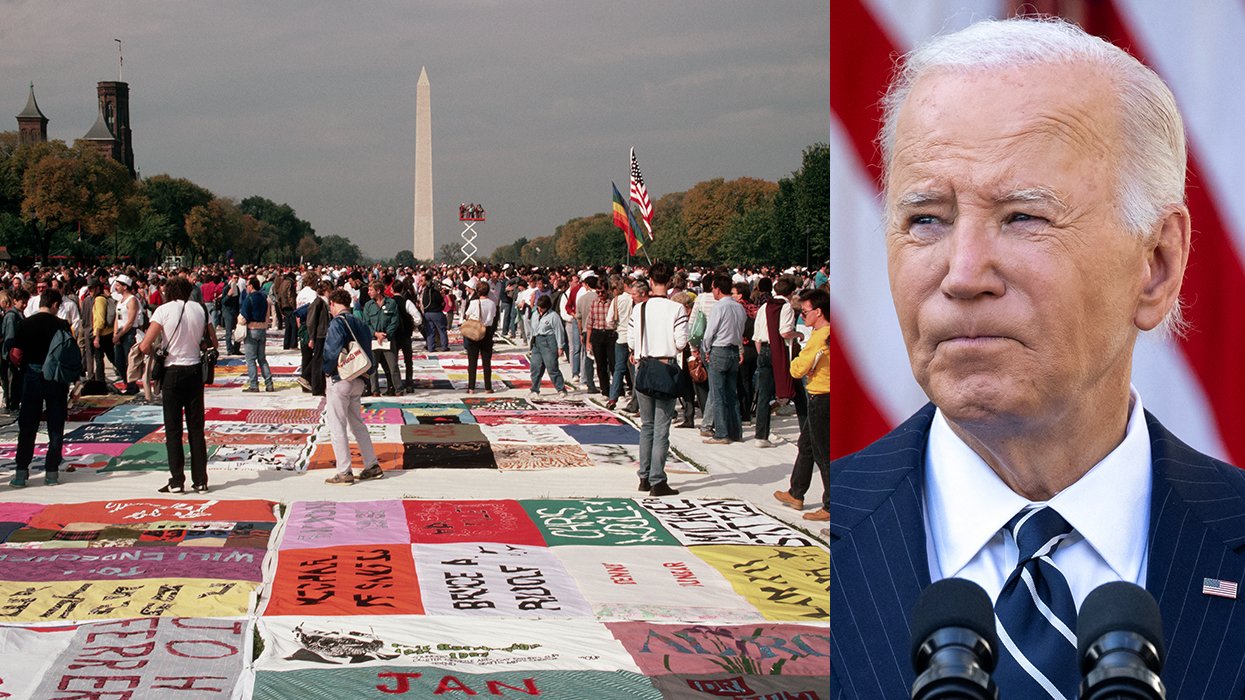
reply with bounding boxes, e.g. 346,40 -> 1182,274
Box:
1145,412 -> 1245,699
831,405 -> 934,700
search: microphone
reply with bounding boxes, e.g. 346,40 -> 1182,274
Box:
1077,581 -> 1166,700
910,578 -> 999,700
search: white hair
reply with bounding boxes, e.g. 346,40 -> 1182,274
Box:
879,17 -> 1188,335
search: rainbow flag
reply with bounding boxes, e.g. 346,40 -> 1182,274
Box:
612,182 -> 643,255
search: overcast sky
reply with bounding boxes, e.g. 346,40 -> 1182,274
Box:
1,1 -> 828,259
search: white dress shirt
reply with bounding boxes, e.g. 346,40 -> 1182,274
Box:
924,387 -> 1152,608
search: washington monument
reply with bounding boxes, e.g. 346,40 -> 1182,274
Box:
413,66 -> 434,260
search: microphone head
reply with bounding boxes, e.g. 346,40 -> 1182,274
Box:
911,578 -> 999,672
1076,581 -> 1165,669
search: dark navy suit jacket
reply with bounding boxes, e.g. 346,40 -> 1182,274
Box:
830,404 -> 1245,699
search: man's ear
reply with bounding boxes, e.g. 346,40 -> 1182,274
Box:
1135,205 -> 1191,332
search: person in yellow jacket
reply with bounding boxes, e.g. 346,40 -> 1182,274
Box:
89,280 -> 114,386
773,287 -> 829,521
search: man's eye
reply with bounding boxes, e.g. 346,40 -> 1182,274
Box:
909,215 -> 939,226
1005,212 -> 1045,224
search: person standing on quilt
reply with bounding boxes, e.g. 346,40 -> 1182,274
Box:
241,275 -> 274,392
9,290 -> 72,488
321,288 -> 383,485
139,277 -> 215,495
628,263 -> 689,497
528,294 -> 568,399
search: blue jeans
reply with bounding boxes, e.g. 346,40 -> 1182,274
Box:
564,321 -> 581,378
610,342 -> 631,401
501,303 -> 516,336
707,345 -> 741,441
529,334 -> 565,393
113,328 -> 136,385
581,336 -> 596,391
244,328 -> 272,387
423,311 -> 447,351
637,390 -> 677,486
222,310 -> 240,354
753,346 -> 776,440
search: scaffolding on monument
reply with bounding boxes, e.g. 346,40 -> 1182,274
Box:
459,203 -> 485,264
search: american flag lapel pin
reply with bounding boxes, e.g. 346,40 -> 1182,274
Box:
1203,577 -> 1239,600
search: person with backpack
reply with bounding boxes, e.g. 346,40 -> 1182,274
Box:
9,289 -> 78,488
1,288 -> 28,411
139,276 -> 214,495
321,288 -> 383,485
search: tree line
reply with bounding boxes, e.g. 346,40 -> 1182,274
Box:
488,143 -> 828,267
0,132 -> 363,266
1,132 -> 826,269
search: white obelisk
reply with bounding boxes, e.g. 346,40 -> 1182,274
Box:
413,66 -> 434,260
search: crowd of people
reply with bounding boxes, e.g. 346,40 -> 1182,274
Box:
0,258 -> 828,516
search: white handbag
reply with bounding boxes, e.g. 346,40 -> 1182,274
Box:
232,314 -> 247,344
336,315 -> 372,381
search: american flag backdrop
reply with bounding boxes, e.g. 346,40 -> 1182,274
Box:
630,147 -> 654,239
831,0 -> 1245,464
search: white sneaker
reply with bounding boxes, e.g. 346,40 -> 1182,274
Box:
754,438 -> 775,448
528,392 -> 541,400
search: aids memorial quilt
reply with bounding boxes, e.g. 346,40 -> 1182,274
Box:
0,499 -> 276,624
257,497 -> 828,698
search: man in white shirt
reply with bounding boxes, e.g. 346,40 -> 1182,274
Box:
628,263 -> 688,497
831,17 -> 1245,700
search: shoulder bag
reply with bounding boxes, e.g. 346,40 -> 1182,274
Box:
461,300 -> 487,342
152,301 -> 187,385
336,315 -> 372,381
633,301 -> 685,400
200,320 -> 219,385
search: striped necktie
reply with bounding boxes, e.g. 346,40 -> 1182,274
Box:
994,506 -> 1078,699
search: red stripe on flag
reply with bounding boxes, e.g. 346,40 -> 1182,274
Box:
831,0 -> 900,186
830,317 -> 894,459
1090,2 -> 1245,466
830,0 -> 905,454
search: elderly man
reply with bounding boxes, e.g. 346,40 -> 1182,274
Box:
831,17 -> 1245,700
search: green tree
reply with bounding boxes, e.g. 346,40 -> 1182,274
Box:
116,196 -> 177,266
239,196 -> 314,263
520,236 -> 555,266
646,191 -> 690,264
438,241 -> 462,264
297,233 -> 321,262
141,175 -> 214,258
392,249 -> 417,267
490,236 -> 528,263
715,205 -> 776,266
317,234 -> 363,266
793,142 -> 829,266
21,145 -> 134,262
681,177 -> 778,256
185,198 -> 246,262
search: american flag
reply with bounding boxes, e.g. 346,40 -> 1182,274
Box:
629,147 -> 653,240
1203,578 -> 1239,600
832,1 -> 1245,466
